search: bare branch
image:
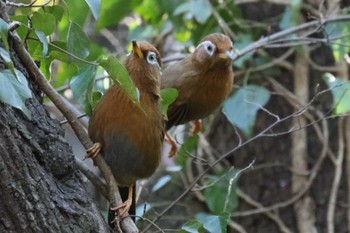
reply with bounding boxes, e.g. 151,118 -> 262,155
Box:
236,188 -> 293,233
233,15 -> 350,61
223,160 -> 255,212
327,117 -> 346,233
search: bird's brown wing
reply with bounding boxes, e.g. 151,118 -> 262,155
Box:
166,102 -> 190,130
162,57 -> 200,130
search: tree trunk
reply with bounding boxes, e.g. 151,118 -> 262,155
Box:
0,19 -> 111,233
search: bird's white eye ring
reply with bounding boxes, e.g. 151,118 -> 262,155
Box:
197,40 -> 216,56
146,51 -> 158,65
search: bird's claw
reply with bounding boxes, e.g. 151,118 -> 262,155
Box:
85,142 -> 101,160
110,199 -> 132,220
165,133 -> 177,158
190,120 -> 201,135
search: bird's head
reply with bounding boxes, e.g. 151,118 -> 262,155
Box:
125,41 -> 162,95
193,33 -> 234,67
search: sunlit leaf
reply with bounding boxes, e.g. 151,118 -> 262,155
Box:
179,219 -> 207,233
98,55 -> 140,107
223,85 -> 270,138
204,169 -> 239,214
323,73 -> 350,114
67,21 -> 90,60
85,0 -> 100,20
160,88 -> 178,120
31,11 -> 56,35
174,0 -> 211,24
196,213 -> 230,233
0,69 -> 32,119
135,0 -> 161,23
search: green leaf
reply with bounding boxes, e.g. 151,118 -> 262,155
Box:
0,18 -> 10,51
0,19 -> 20,78
325,20 -> 350,63
135,0 -> 161,23
0,48 -> 16,78
67,21 -> 90,60
196,213 -> 230,233
323,73 -> 350,114
97,0 -> 142,29
35,30 -> 48,57
179,219 -> 207,233
31,12 -> 56,35
92,91 -> 102,109
0,69 -> 32,119
160,88 -> 178,120
174,0 -> 211,24
9,15 -> 29,40
85,0 -> 100,20
176,134 -> 199,166
40,41 -> 70,80
204,169 -> 239,214
41,5 -> 65,22
98,55 -> 140,107
223,85 -> 270,138
70,64 -> 97,114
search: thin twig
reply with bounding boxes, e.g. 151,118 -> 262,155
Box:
223,159 -> 255,212
233,15 -> 350,61
7,0 -> 52,7
327,117 -> 346,233
236,188 -> 293,233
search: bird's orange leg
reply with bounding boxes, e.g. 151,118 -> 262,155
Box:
85,142 -> 101,159
190,119 -> 202,135
165,132 -> 177,158
111,184 -> 134,218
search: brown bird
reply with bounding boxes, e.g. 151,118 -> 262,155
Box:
161,33 -> 234,154
87,41 -> 164,218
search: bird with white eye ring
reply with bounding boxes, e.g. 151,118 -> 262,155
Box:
87,40 -> 164,223
161,33 -> 234,157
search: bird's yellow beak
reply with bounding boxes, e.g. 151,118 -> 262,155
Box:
218,50 -> 234,60
132,40 -> 144,59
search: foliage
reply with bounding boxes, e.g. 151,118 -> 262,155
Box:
323,73 -> 350,114
0,69 -> 32,119
2,0 -> 350,232
224,84 -> 270,138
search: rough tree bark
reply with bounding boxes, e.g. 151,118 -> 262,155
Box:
0,8 -> 111,233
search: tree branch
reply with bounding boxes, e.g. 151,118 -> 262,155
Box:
232,15 -> 350,61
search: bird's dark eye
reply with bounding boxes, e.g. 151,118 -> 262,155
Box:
207,45 -> 213,52
147,52 -> 159,66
